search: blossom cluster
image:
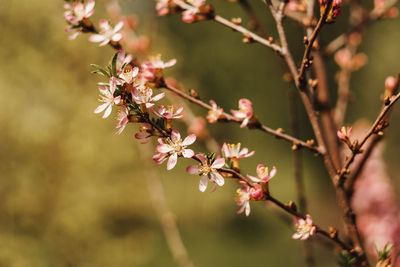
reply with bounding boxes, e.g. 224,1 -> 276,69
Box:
63,0 -> 337,247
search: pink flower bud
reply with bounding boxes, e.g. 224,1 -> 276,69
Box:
385,76 -> 397,92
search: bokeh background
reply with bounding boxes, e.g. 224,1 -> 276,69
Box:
0,0 -> 399,266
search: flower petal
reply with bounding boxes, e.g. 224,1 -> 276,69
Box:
167,153 -> 178,170
182,134 -> 196,146
199,176 -> 208,192
186,165 -> 199,175
211,158 -> 225,169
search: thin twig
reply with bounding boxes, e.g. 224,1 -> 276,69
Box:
297,0 -> 333,83
171,0 -> 283,55
336,92 -> 400,185
221,168 -> 353,252
162,81 -> 324,155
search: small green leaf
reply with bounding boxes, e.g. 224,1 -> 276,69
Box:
90,64 -> 110,78
111,52 -> 118,77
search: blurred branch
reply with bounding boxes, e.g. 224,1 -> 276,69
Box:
139,144 -> 195,267
324,0 -> 399,55
288,90 -> 315,267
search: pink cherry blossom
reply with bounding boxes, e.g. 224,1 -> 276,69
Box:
156,0 -> 171,16
118,64 -> 139,84
292,214 -> 317,240
235,183 -> 251,216
153,130 -> 196,170
337,126 -> 352,142
141,56 -> 177,82
331,0 -> 343,18
64,0 -> 95,25
222,142 -> 254,159
89,20 -> 124,46
186,154 -> 225,192
131,85 -> 165,109
94,77 -> 121,118
134,123 -> 153,144
206,100 -> 223,123
247,164 -> 277,184
231,98 -> 254,128
114,106 -> 129,135
116,51 -> 133,74
153,105 -> 184,120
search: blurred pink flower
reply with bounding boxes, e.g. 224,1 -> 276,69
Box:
292,214 -> 316,240
94,77 -> 121,118
206,100 -> 223,123
153,105 -> 184,120
89,20 -> 124,46
186,154 -> 225,192
247,164 -> 276,184
153,130 -> 196,170
156,0 -> 172,16
222,142 -> 254,159
231,98 -> 253,128
64,0 -> 95,25
141,56 -> 176,82
134,123 -> 153,144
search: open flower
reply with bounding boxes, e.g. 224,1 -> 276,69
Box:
247,164 -> 277,184
235,183 -> 264,216
114,106 -> 129,135
119,64 -> 139,84
116,50 -> 133,73
231,98 -> 253,128
141,56 -> 176,82
292,214 -> 317,240
134,123 -> 153,144
64,0 -> 95,25
131,85 -> 165,109
153,105 -> 184,120
94,77 -> 121,118
187,154 -> 225,192
89,20 -> 124,46
236,183 -> 251,216
153,130 -> 196,170
206,100 -> 223,123
222,142 -> 254,159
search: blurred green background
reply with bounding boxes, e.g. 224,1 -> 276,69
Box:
0,0 -> 399,266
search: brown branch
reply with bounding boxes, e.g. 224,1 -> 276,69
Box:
162,81 -> 324,155
344,135 -> 382,195
336,92 -> 400,185
297,0 -> 333,83
262,2 -> 371,264
171,0 -> 283,55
